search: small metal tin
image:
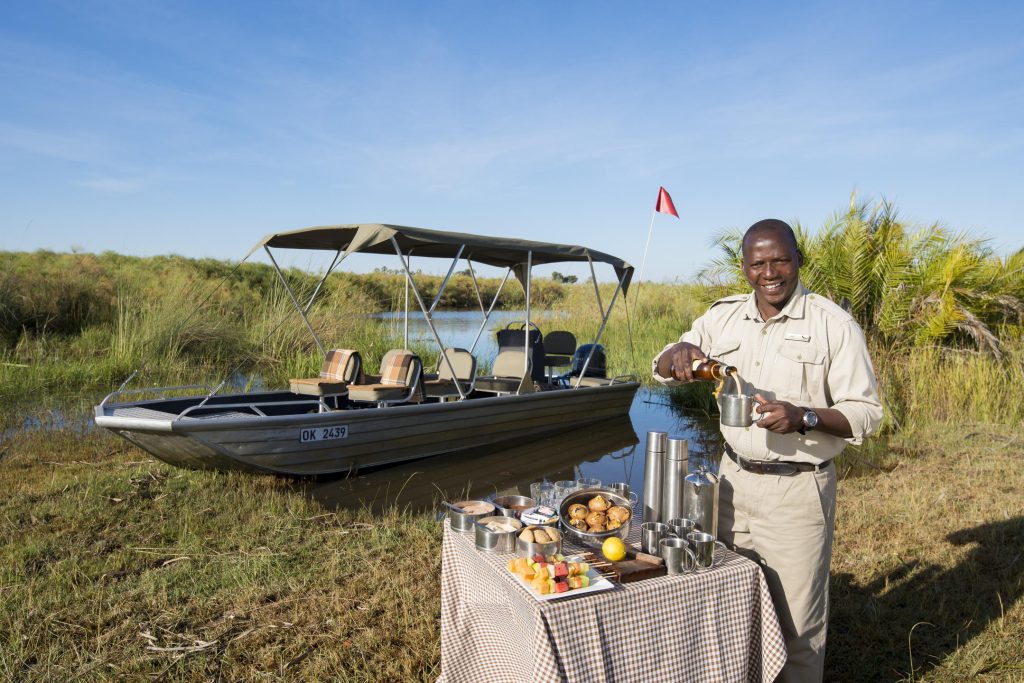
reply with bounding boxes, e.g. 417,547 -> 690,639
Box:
447,500 -> 496,533
474,516 -> 523,553
516,525 -> 563,558
492,495 -> 537,519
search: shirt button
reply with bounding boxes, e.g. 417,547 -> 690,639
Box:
761,329 -> 767,336
754,361 -> 760,366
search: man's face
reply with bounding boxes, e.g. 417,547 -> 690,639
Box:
741,229 -> 803,316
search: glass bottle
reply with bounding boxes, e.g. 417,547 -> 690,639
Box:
690,358 -> 736,382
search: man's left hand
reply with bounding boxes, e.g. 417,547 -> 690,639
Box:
753,393 -> 804,434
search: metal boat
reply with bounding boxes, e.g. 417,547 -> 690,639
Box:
94,223 -> 640,476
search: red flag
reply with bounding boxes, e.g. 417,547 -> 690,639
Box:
655,186 -> 679,218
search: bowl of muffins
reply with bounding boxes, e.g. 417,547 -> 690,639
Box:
558,488 -> 633,548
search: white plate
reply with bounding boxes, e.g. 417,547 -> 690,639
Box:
508,555 -> 615,601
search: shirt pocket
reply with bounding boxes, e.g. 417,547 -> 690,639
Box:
774,342 -> 826,402
709,338 -> 741,362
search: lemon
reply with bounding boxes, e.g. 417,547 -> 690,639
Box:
602,536 -> 626,562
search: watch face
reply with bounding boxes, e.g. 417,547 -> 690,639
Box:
804,410 -> 819,428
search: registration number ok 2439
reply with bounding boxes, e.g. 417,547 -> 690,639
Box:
300,425 -> 348,443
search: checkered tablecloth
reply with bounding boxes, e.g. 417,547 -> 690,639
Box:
438,521 -> 786,683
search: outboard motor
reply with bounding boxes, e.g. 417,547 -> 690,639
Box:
569,343 -> 606,378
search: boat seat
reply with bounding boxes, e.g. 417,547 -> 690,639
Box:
475,349 -> 533,395
543,330 -> 576,378
348,349 -> 424,407
289,348 -> 363,398
424,348 -> 477,401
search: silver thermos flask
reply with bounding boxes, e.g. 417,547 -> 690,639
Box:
643,431 -> 667,524
661,436 -> 688,524
683,465 -> 720,537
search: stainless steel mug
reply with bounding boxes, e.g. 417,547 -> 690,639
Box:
641,521 -> 674,555
667,517 -> 697,538
719,393 -> 765,428
608,482 -> 639,508
687,531 -> 728,569
659,536 -> 697,575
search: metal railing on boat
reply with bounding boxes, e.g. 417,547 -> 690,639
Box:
99,383 -> 214,409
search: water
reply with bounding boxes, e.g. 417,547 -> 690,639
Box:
303,386 -> 723,514
3,311 -> 723,514
373,309 -> 566,360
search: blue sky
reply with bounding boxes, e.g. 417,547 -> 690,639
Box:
1,1 -> 1021,282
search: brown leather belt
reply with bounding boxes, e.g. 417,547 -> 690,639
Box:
725,445 -> 831,476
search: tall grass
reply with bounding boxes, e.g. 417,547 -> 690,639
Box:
3,237 -> 1023,440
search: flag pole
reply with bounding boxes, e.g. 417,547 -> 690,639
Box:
633,208 -> 657,304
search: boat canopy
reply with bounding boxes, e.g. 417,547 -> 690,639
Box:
245,223 -> 634,292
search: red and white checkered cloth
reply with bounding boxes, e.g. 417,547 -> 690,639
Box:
439,522 -> 785,683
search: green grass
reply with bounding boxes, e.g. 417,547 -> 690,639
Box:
0,428 -> 442,682
1,416 -> 1021,681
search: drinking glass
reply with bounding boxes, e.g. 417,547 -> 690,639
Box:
576,476 -> 601,491
553,480 -> 578,504
530,481 -> 555,507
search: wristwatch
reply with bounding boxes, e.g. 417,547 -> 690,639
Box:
799,408 -> 819,434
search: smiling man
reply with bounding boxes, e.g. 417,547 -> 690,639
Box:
653,219 -> 883,682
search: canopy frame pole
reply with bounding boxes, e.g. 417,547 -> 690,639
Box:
586,254 -> 604,317
265,246 -> 325,357
573,269 -> 626,389
404,251 -> 411,349
390,238 -> 466,399
524,251 -> 533,383
429,245 -> 465,314
466,258 -> 486,314
302,248 -> 346,315
469,268 -> 512,354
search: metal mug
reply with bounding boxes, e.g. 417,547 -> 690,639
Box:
641,521 -> 674,555
719,393 -> 765,428
667,517 -> 697,538
687,531 -> 728,569
608,482 -> 640,508
660,537 -> 697,575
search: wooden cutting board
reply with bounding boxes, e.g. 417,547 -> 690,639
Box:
610,547 -> 666,582
580,548 -> 666,583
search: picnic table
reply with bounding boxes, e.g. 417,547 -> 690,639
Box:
438,521 -> 786,683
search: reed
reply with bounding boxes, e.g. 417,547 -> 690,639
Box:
3,247 -> 1023,439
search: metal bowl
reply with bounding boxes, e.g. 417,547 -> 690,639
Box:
492,495 -> 536,519
474,515 -> 523,554
559,487 -> 633,548
516,524 -> 563,558
447,500 -> 496,533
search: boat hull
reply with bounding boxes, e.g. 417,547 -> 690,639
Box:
95,383 -> 639,476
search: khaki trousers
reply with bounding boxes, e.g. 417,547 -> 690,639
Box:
717,454 -> 837,683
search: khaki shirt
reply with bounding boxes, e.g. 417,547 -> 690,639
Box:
652,283 -> 883,464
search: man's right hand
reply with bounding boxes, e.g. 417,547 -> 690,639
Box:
656,342 -> 709,382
